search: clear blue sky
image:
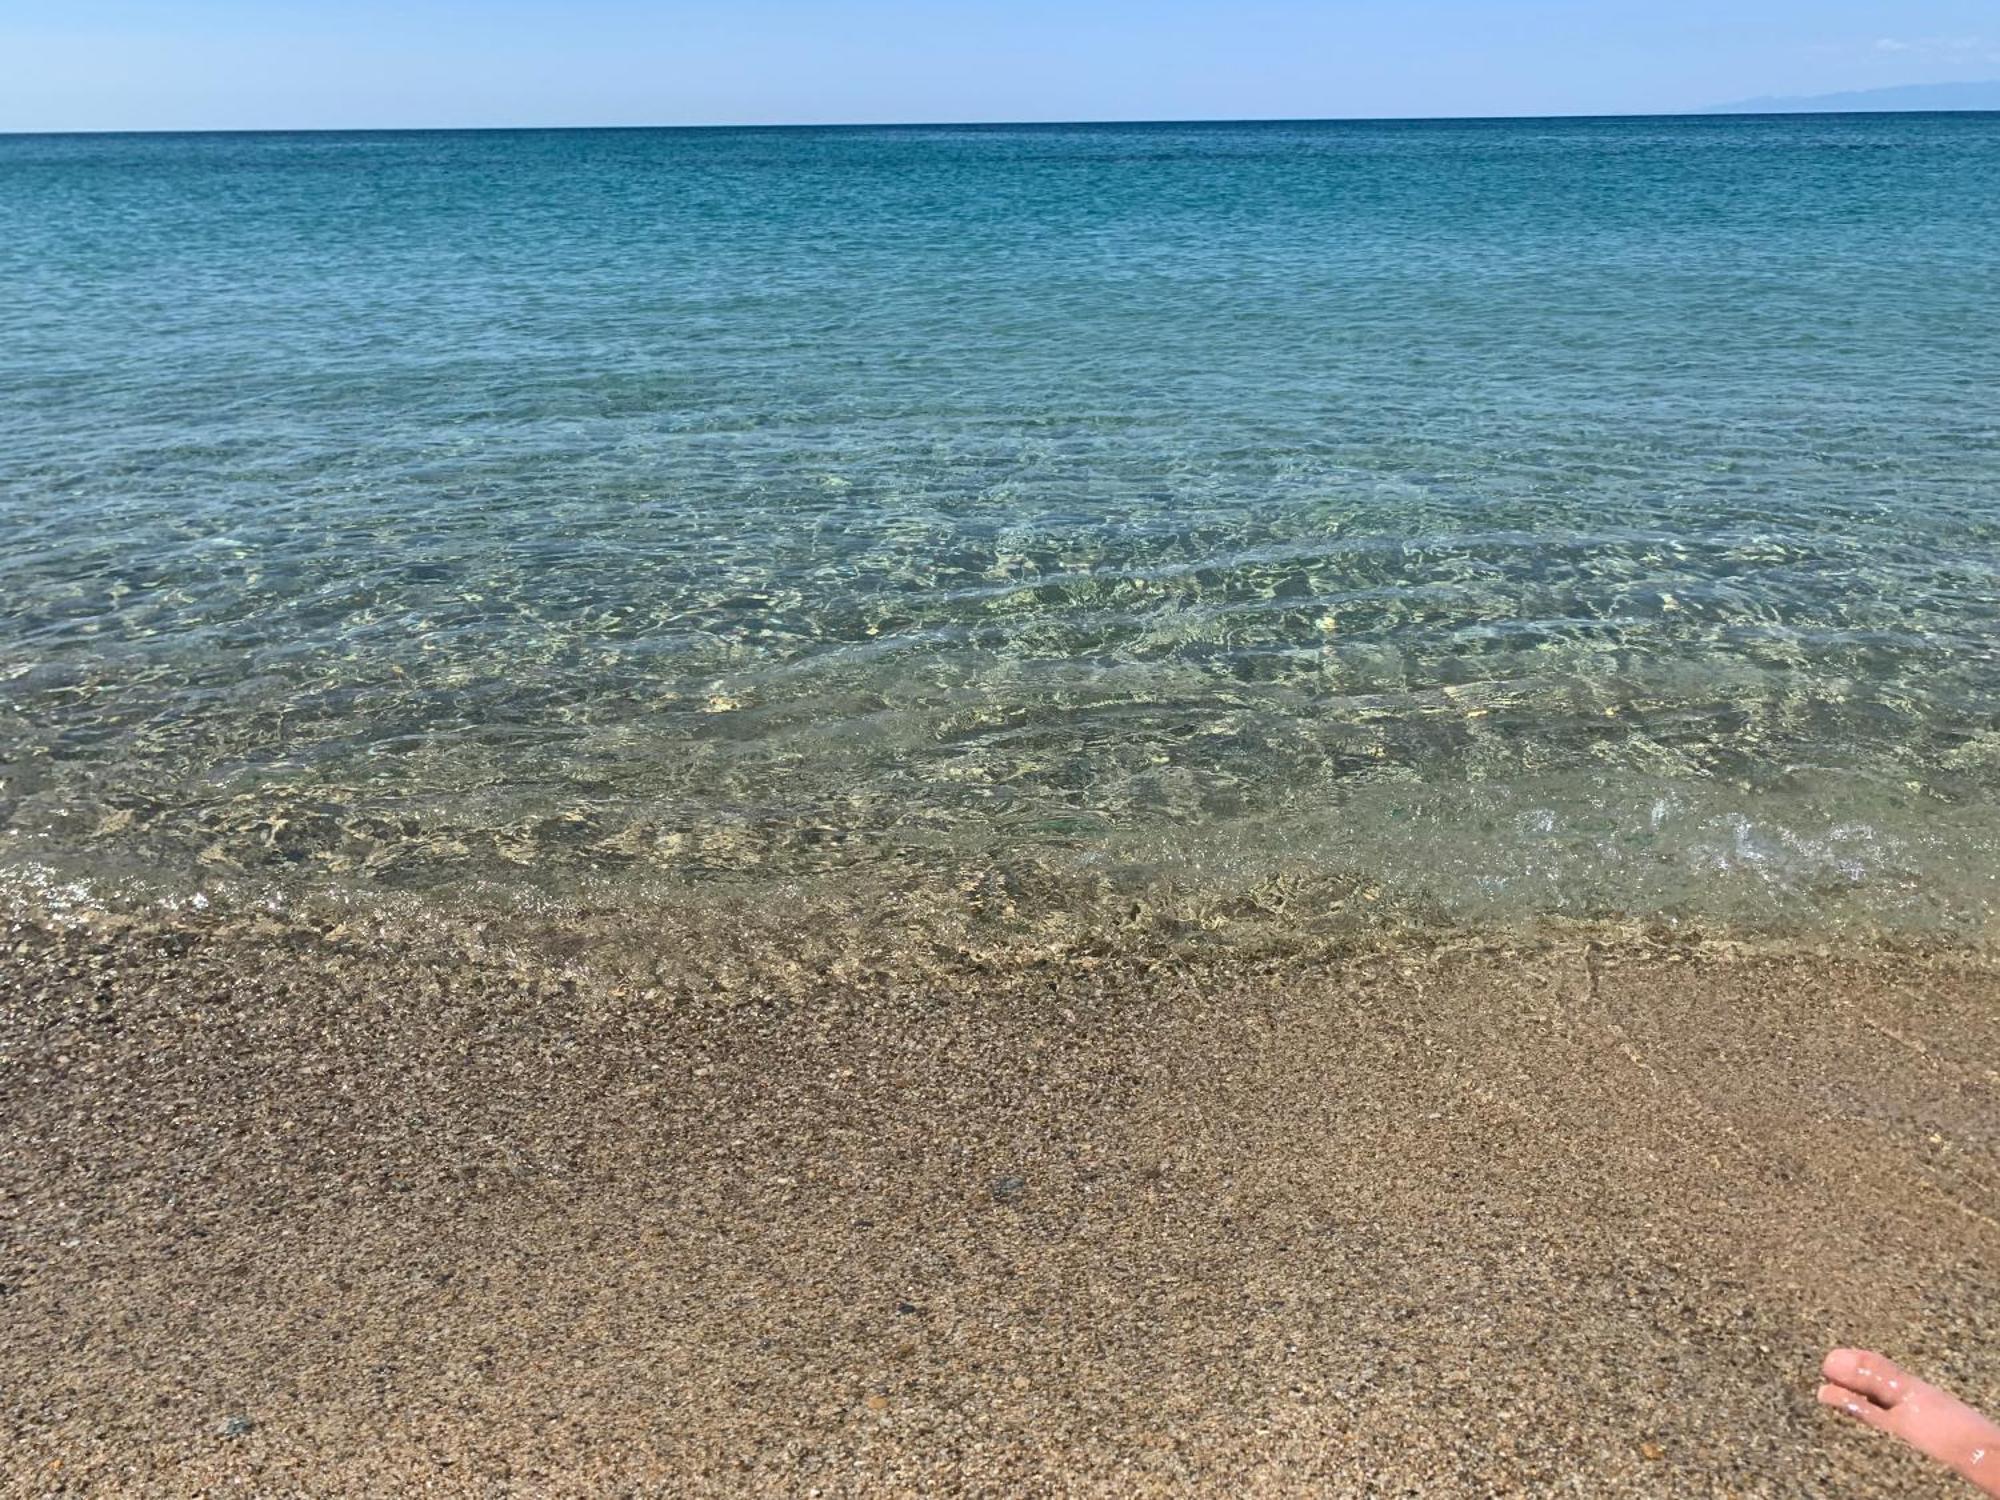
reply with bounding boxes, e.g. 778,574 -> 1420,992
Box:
3,0 -> 1998,132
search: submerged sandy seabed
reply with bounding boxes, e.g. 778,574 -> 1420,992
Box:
6,885 -> 2000,1496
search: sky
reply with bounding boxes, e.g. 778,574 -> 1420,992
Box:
2,0 -> 1998,132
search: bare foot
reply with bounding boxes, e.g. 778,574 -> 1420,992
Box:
1820,1348 -> 2000,1496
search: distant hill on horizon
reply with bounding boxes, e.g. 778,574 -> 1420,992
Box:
1704,80 -> 2000,114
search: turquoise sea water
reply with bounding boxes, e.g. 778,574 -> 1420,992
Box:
4,116 -> 1999,933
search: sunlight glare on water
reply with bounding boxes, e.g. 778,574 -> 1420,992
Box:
3,116 -> 1999,933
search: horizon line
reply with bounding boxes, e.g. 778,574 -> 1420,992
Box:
6,106 -> 2000,138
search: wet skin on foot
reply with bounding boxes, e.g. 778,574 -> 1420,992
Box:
1820,1349 -> 2000,1497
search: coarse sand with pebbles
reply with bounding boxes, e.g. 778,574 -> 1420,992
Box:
6,896 -> 2000,1496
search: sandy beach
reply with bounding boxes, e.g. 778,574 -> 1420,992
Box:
10,109 -> 2000,1497
7,898 -> 1999,1496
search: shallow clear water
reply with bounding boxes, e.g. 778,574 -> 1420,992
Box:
4,116 -> 2000,932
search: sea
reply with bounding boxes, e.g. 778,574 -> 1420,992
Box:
4,114 -> 1999,939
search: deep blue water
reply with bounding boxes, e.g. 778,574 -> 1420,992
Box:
3,116 -> 1999,931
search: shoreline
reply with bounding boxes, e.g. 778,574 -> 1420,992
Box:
10,109 -> 2000,1496
7,903 -> 1999,1492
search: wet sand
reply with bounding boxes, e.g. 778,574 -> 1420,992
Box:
7,904 -> 2000,1495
